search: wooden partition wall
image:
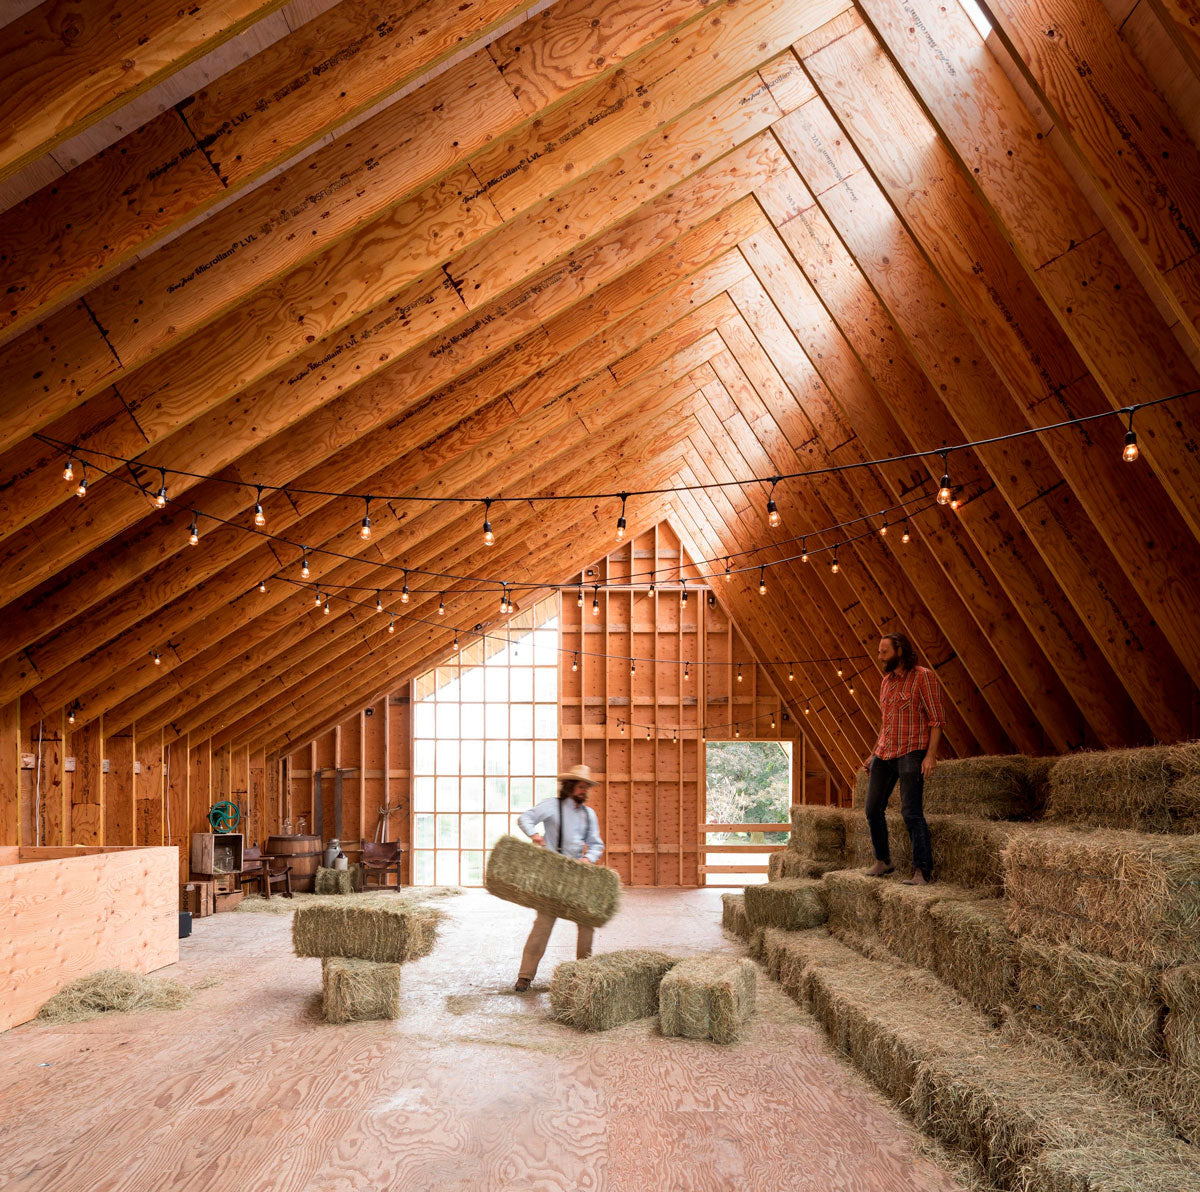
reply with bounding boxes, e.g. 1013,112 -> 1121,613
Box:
560,524 -> 834,887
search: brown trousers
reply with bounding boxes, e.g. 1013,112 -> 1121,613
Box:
518,909 -> 594,981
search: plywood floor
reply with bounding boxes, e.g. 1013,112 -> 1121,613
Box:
0,888 -> 966,1192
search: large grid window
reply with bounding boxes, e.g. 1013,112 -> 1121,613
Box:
411,597 -> 560,886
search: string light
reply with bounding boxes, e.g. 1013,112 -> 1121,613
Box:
401,572 -> 409,603
684,662 -> 690,681
734,723 -> 740,738
680,578 -> 688,605
801,537 -> 808,564
62,457 -> 74,482
788,666 -> 794,682
151,650 -> 161,666
937,452 -> 953,506
376,592 -> 383,613
830,546 -> 840,575
75,463 -> 88,498
314,588 -> 322,606
323,596 -> 331,615
848,680 -> 856,696
300,551 -> 310,579
482,498 -> 495,546
758,565 -> 766,595
453,634 -> 460,650
188,518 -> 199,546
673,728 -> 678,742
630,659 -> 636,675
1123,409 -> 1139,463
572,652 -> 578,672
804,703 -> 811,716
254,485 -> 266,526
724,558 -> 732,582
879,516 -> 888,537
388,615 -> 395,634
577,585 -> 584,608
646,725 -> 652,740
837,667 -> 844,678
619,720 -> 625,735
737,663 -> 743,683
766,477 -> 781,527
438,593 -> 445,616
67,703 -> 77,725
770,713 -> 776,729
359,496 -> 372,540
616,493 -> 627,540
648,580 -> 655,596
901,522 -> 911,545
258,578 -> 267,593
153,467 -> 168,509
592,586 -> 600,616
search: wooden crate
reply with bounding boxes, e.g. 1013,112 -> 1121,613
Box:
214,891 -> 244,912
180,880 -> 214,918
190,832 -> 243,876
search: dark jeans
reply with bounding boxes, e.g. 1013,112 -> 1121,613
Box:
865,751 -> 933,878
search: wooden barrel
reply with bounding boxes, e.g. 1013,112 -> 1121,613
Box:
266,835 -> 322,892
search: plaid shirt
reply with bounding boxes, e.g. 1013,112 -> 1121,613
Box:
874,665 -> 946,760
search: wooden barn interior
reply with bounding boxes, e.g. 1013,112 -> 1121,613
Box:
2,0 -> 1200,1187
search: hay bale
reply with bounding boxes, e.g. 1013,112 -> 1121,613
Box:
768,851 -> 840,881
1047,744 -> 1200,834
659,954 -> 757,1043
37,969 -> 193,1023
321,956 -> 401,1023
928,897 -> 1016,1017
924,754 -> 1051,820
549,949 -> 675,1031
484,834 -> 619,927
293,901 -> 439,963
1017,1137 -> 1200,1192
876,882 -> 981,969
1162,964 -> 1200,1071
849,809 -> 914,874
790,804 -> 853,862
1003,827 -> 1200,967
743,879 -> 827,931
748,925 -> 768,963
823,870 -> 883,938
314,864 -> 363,895
720,892 -> 749,940
934,814 -> 1025,892
1014,938 -> 1165,1067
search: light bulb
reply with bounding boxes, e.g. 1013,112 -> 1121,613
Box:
630,660 -> 636,675
152,651 -> 161,666
154,469 -> 168,509
804,704 -> 810,716
788,667 -> 794,682
879,521 -> 888,537
388,616 -> 395,634
681,580 -> 688,605
848,683 -> 856,695
684,662 -> 690,681
76,474 -> 88,498
592,589 -> 600,616
724,558 -> 731,582
767,496 -> 780,527
646,727 -> 651,740
68,707 -> 76,725
837,667 -> 844,678
737,664 -> 743,683
758,565 -> 766,595
937,475 -> 952,506
616,494 -> 627,540
801,539 -> 809,564
401,573 -> 409,603
734,724 -> 740,738
63,458 -> 74,482
300,555 -> 309,579
438,595 -> 445,616
901,526 -> 911,544
830,550 -> 840,575
315,590 -> 322,606
258,579 -> 267,593
360,515 -> 371,540
619,721 -> 625,735
1123,429 -> 1139,463
323,598 -> 331,615
482,498 -> 495,546
188,521 -> 199,546
572,653 -> 578,672
376,593 -> 383,613
577,586 -> 584,608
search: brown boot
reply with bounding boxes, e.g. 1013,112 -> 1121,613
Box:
514,977 -> 532,992
864,861 -> 894,878
902,871 -> 930,886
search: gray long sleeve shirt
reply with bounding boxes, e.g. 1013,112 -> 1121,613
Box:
517,796 -> 604,862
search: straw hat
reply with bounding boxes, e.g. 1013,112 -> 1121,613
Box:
558,763 -> 597,786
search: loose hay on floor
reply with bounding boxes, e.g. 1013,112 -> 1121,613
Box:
768,851 -> 839,880
876,881 -> 981,969
743,879 -> 827,931
549,949 -> 675,1031
823,870 -> 883,938
314,864 -> 363,895
36,969 -> 194,1023
1162,964 -> 1200,1071
790,804 -> 853,862
1003,827 -> 1200,967
927,897 -> 1015,1018
1046,745 -> 1200,834
1013,938 -> 1164,1067
293,901 -> 440,963
321,956 -> 401,1023
658,954 -> 756,1043
484,834 -> 620,927
720,892 -> 749,940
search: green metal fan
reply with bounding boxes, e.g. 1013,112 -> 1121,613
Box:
207,801 -> 241,832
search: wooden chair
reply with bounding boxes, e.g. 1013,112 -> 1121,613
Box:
361,840 -> 404,890
240,845 -> 293,899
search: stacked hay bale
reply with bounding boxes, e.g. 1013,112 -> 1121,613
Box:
855,754 -> 1052,820
484,834 -> 620,926
823,870 -> 883,945
720,892 -> 749,940
767,851 -> 839,880
743,879 -> 827,932
549,950 -> 676,1031
659,954 -> 756,1044
314,864 -> 363,895
926,898 -> 1015,1019
790,804 -> 854,864
1046,742 -> 1200,834
293,901 -> 441,1022
875,881 -> 981,970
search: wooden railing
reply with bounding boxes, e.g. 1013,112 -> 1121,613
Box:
699,822 -> 789,884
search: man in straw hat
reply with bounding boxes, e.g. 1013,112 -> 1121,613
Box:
512,763 -> 605,992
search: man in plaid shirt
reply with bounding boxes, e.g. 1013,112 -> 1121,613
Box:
862,632 -> 946,885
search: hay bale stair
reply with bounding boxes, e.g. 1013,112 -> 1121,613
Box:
659,954 -> 757,1044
